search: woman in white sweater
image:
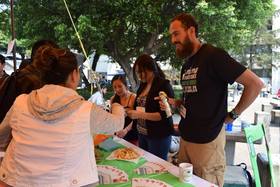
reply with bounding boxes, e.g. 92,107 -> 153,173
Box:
0,46 -> 124,187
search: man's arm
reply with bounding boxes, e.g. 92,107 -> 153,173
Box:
225,69 -> 264,123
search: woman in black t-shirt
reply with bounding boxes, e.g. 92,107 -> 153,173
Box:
127,54 -> 174,160
110,74 -> 138,145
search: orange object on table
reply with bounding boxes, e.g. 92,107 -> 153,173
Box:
93,134 -> 110,145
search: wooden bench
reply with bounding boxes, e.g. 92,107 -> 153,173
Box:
254,111 -> 271,125
261,103 -> 273,113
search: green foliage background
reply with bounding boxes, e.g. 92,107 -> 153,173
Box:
0,0 -> 277,89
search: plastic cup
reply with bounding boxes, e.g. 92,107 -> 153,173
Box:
179,163 -> 193,183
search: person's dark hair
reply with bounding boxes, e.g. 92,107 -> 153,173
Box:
31,39 -> 59,61
111,74 -> 128,88
32,46 -> 77,85
0,54 -> 5,64
111,74 -> 129,104
171,13 -> 198,37
100,82 -> 107,89
133,54 -> 165,81
19,59 -> 31,70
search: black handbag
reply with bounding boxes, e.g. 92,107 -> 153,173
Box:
235,163 -> 254,187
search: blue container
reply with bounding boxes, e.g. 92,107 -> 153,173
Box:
226,123 -> 233,132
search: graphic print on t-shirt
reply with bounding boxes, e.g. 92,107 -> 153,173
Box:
181,67 -> 198,94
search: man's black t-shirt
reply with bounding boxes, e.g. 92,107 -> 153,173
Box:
179,44 -> 246,143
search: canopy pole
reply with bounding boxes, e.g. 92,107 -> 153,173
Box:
10,0 -> 16,72
62,0 -> 102,99
62,0 -> 88,59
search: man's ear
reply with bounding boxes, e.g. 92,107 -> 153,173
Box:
189,26 -> 196,36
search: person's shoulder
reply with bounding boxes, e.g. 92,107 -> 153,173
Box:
3,71 -> 9,78
202,44 -> 233,64
13,92 -> 29,107
96,91 -> 102,97
92,91 -> 101,96
204,43 -> 228,55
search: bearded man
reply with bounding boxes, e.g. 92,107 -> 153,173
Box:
168,13 -> 263,186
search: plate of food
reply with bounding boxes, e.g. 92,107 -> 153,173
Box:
97,165 -> 129,184
107,147 -> 143,163
132,178 -> 171,187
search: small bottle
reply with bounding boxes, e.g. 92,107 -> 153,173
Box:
159,91 -> 172,118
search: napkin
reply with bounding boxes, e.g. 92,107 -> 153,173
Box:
98,138 -> 122,152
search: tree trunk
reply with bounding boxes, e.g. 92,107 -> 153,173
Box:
249,45 -> 253,69
117,58 -> 138,92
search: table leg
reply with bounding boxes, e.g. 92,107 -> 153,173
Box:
225,141 -> 236,165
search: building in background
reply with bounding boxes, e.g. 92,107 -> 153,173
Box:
272,0 -> 280,94
83,53 -> 124,82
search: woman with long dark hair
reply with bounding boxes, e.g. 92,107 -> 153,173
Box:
110,74 -> 138,144
127,54 -> 174,160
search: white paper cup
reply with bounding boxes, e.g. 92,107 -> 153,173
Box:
179,163 -> 193,183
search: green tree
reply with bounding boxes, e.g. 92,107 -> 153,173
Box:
2,0 -> 275,90
0,3 -> 10,51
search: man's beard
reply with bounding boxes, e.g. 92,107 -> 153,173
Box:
175,38 -> 194,59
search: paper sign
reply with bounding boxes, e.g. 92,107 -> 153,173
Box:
7,39 -> 16,54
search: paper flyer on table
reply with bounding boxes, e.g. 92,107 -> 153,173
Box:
97,165 -> 129,184
134,161 -> 168,175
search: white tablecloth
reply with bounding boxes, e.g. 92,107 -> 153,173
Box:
113,136 -> 217,187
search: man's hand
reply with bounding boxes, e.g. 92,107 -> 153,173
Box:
154,97 -> 182,111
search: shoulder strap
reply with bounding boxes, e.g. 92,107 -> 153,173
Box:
126,93 -> 133,107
